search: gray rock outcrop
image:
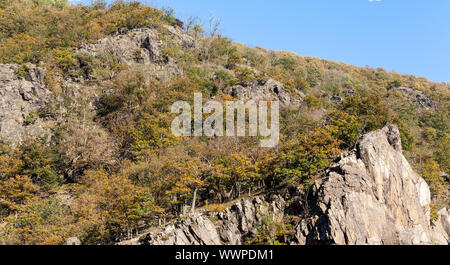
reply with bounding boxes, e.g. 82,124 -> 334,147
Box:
0,64 -> 52,144
133,195 -> 286,245
76,25 -> 193,81
391,87 -> 435,109
223,78 -> 304,107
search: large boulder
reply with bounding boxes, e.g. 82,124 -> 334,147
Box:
298,125 -> 448,245
119,126 -> 449,246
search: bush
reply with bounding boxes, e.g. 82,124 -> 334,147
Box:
342,93 -> 390,132
272,57 -> 296,71
0,1 -> 162,65
19,141 -> 65,189
387,79 -> 403,90
415,157 -> 446,197
52,49 -> 80,77
214,69 -> 236,88
304,95 -> 322,109
234,67 -> 256,84
248,214 -> 291,245
325,110 -> 361,148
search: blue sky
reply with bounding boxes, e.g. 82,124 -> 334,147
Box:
75,1 -> 450,82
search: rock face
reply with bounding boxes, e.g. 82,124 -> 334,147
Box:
298,125 -> 447,245
76,25 -> 192,81
129,194 -> 287,245
223,78 -> 304,107
141,214 -> 221,245
0,64 -> 52,144
122,125 -> 449,245
391,87 -> 435,109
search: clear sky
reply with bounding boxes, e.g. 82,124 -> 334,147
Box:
76,0 -> 450,83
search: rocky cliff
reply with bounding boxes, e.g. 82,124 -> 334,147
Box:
0,64 -> 53,144
119,125 -> 449,245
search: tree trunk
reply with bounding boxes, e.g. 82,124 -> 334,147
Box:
191,187 -> 198,215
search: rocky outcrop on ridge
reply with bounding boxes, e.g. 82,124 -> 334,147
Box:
223,78 -> 304,107
75,25 -> 192,81
391,87 -> 436,109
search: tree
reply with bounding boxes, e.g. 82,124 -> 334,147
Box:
130,114 -> 178,159
325,110 -> 361,148
0,175 -> 38,218
219,154 -> 262,199
72,169 -> 160,243
415,157 -> 446,197
271,128 -> 342,187
342,92 -> 390,133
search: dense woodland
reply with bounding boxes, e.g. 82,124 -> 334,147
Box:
0,0 -> 448,244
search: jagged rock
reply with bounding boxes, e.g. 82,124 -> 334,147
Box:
436,208 -> 450,238
76,25 -> 193,81
222,78 -> 303,107
391,87 -> 435,109
299,125 -> 447,245
343,88 -> 355,97
215,196 -> 282,244
330,94 -> 343,104
122,125 -> 449,245
140,214 -> 221,245
0,64 -> 52,144
136,195 -> 286,245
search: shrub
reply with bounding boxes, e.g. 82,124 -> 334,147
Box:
387,79 -> 403,90
342,93 -> 390,132
16,64 -> 30,77
0,34 -> 40,64
304,95 -> 322,109
234,67 -> 256,84
214,69 -> 236,88
19,141 -> 65,189
204,203 -> 227,212
72,169 -> 159,243
0,175 -> 38,218
248,214 -> 291,245
0,1 -> 162,65
325,110 -> 361,148
415,157 -> 446,197
24,111 -> 40,126
272,57 -> 296,71
52,49 -> 80,77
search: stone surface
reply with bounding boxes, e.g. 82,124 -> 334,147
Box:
140,214 -> 221,245
391,87 -> 435,109
222,78 -> 304,107
76,25 -> 193,81
132,195 -> 286,245
0,64 -> 52,144
298,125 -> 447,245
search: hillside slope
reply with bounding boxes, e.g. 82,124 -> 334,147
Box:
0,1 -> 448,245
